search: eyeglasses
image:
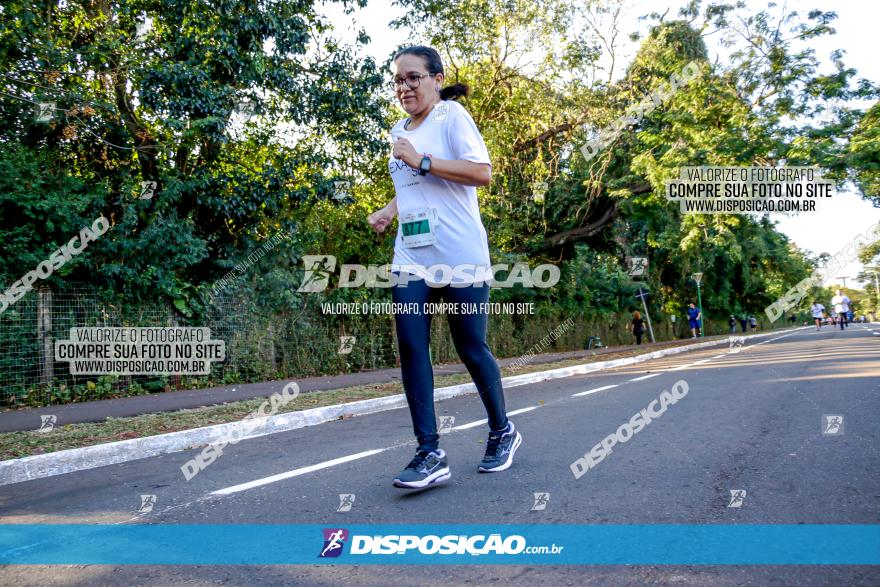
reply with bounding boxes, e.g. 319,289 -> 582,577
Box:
389,73 -> 433,92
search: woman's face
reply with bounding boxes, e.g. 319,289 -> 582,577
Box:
392,54 -> 442,116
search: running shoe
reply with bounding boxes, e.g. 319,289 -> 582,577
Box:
393,449 -> 450,489
478,421 -> 522,472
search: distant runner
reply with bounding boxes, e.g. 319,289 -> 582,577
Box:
830,290 -> 851,331
810,301 -> 825,330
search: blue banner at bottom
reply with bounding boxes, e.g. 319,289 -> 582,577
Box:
1,524 -> 878,565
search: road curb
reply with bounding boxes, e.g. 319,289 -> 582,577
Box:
0,329 -> 794,487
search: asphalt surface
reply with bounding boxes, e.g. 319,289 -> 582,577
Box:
1,324 -> 878,585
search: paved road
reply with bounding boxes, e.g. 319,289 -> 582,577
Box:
1,324 -> 878,585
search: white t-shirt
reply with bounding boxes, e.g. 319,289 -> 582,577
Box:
811,303 -> 825,318
831,295 -> 850,313
388,100 -> 492,285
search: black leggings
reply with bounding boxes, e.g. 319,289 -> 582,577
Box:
391,273 -> 508,453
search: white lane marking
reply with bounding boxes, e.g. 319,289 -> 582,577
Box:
453,406 -> 539,431
452,418 -> 488,430
507,406 -> 538,417
210,449 -> 386,496
692,359 -> 712,365
572,384 -> 618,397
712,354 -> 726,359
629,373 -> 660,382
667,363 -> 696,371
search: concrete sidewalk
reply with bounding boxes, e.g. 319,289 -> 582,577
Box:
0,335 -> 737,433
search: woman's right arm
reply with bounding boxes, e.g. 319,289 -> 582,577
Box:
367,196 -> 397,233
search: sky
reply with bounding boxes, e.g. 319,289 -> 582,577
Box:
320,0 -> 880,289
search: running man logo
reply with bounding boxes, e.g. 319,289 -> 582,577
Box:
333,181 -> 350,201
139,181 -> 157,200
319,528 -> 349,558
822,415 -> 844,435
38,414 -> 57,433
336,494 -> 355,513
36,102 -> 55,122
234,99 -> 256,119
728,336 -> 745,353
138,494 -> 157,514
531,492 -> 550,511
430,101 -> 449,123
438,416 -> 455,434
338,336 -> 356,355
727,489 -> 746,508
134,16 -> 152,41
628,257 -> 648,277
531,181 -> 548,204
298,255 -> 337,292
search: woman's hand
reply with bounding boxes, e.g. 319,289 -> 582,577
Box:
391,137 -> 420,168
368,206 -> 395,233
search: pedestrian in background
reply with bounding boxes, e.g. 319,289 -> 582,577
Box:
687,303 -> 702,338
632,311 -> 645,345
728,315 -> 736,334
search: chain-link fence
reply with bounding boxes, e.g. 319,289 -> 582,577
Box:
0,282 -> 753,409
0,284 -> 400,408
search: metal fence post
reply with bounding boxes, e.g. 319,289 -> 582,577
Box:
37,287 -> 53,390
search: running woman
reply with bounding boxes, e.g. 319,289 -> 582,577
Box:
810,301 -> 825,330
367,46 -> 522,489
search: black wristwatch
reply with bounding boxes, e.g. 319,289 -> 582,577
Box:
418,153 -> 432,176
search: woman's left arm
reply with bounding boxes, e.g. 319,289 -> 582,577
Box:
393,137 -> 491,187
427,158 -> 491,187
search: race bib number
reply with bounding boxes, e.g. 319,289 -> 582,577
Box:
400,207 -> 438,248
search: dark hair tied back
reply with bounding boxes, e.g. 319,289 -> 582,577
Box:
440,83 -> 469,101
394,45 -> 470,101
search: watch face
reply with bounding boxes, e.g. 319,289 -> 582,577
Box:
420,157 -> 431,173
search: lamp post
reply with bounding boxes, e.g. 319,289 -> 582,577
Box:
635,287 -> 656,343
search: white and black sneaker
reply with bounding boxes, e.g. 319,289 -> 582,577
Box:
478,421 -> 522,472
393,449 -> 451,489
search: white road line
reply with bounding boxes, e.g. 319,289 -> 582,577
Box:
712,354 -> 726,359
572,384 -> 618,397
507,406 -> 538,417
667,363 -> 696,371
629,373 -> 660,382
210,449 -> 386,496
453,405 -> 539,431
452,419 -> 488,430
